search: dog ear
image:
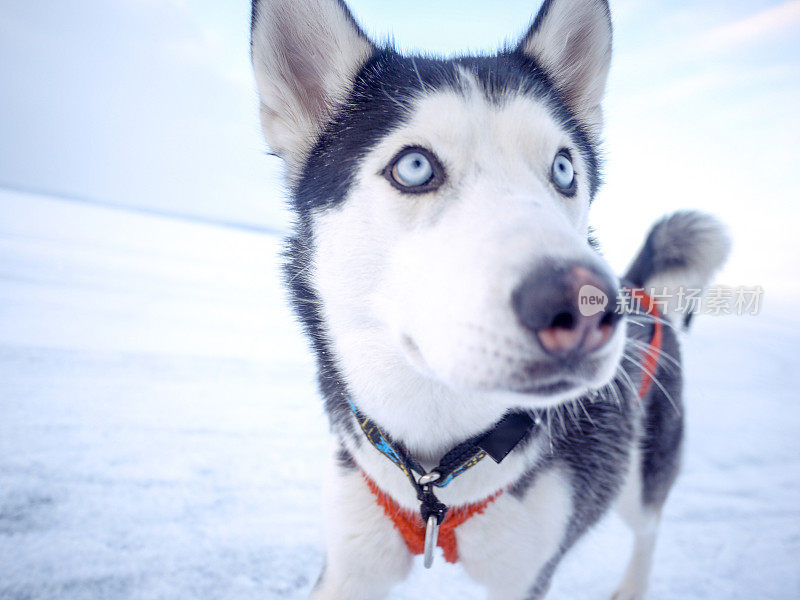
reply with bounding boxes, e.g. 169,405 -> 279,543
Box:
250,0 -> 374,167
518,0 -> 612,132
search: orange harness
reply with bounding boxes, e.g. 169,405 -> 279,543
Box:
627,288 -> 663,398
359,288 -> 663,564
363,472 -> 502,563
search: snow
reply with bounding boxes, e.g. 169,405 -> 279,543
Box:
1,188 -> 798,599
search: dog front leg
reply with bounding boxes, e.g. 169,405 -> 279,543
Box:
457,467 -> 574,600
309,446 -> 413,600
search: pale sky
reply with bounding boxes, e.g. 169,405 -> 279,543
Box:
1,0 -> 798,298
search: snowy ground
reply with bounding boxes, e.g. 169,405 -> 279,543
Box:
1,188 -> 798,599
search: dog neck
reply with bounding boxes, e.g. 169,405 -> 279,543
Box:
331,347 -> 517,462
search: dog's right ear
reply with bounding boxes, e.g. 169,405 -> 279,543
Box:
250,0 -> 374,167
517,0 -> 612,133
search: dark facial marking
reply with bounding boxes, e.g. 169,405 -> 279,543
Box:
286,45 -> 604,438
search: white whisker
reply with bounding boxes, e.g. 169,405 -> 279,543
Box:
622,351 -> 680,415
616,365 -> 640,400
627,338 -> 682,372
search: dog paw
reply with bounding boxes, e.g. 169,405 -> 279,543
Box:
610,579 -> 648,600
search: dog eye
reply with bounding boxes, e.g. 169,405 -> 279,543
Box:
393,150 -> 433,187
551,150 -> 576,195
385,147 -> 443,192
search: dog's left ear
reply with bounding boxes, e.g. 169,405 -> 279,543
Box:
518,0 -> 612,132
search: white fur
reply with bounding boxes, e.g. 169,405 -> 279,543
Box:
312,83 -> 626,444
247,2 -> 694,599
316,447 -> 574,600
613,446 -> 662,600
309,73 -> 627,565
458,467 -> 574,599
310,443 -> 412,600
251,0 -> 372,169
640,212 -> 731,324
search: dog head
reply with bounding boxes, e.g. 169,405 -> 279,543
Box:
251,0 -> 624,416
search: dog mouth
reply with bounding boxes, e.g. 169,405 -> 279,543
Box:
506,378 -> 578,396
399,330 -> 617,400
499,354 -> 608,396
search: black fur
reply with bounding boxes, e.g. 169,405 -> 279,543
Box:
335,446 -> 358,472
626,210 -> 727,331
254,3 -> 686,597
508,315 -> 682,597
296,49 -> 602,216
522,0 -> 612,46
284,47 -> 605,440
250,0 -> 259,34
626,211 -> 718,289
639,324 -> 683,507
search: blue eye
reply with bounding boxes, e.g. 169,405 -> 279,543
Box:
386,147 -> 442,192
393,151 -> 433,187
552,150 -> 576,194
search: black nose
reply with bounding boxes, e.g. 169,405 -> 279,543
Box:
511,261 -> 621,358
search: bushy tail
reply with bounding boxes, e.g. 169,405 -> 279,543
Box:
625,211 -> 731,328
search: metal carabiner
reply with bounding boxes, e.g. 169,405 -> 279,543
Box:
423,514 -> 440,568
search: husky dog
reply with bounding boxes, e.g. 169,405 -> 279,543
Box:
250,1 -> 730,598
